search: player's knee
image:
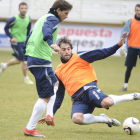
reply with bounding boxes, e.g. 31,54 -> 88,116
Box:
15,58 -> 21,64
72,113 -> 83,124
101,97 -> 114,108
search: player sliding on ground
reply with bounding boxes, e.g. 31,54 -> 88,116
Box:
38,32 -> 140,131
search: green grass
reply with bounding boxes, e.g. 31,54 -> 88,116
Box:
0,50 -> 140,140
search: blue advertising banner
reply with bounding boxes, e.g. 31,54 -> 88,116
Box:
0,21 -> 11,49
0,33 -> 11,49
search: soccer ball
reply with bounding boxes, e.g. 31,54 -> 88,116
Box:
123,117 -> 140,135
120,44 -> 127,57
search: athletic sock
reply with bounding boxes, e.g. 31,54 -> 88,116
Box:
108,94 -> 133,106
24,75 -> 29,81
26,98 -> 47,130
46,86 -> 58,117
124,83 -> 128,88
54,86 -> 58,94
3,63 -> 7,70
83,114 -> 108,124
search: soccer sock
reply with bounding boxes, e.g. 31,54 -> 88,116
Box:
83,114 -> 108,124
54,86 -> 58,94
46,86 -> 58,117
3,63 -> 7,70
124,83 -> 128,88
26,98 -> 47,130
24,75 -> 29,80
53,86 -> 58,100
108,94 -> 134,106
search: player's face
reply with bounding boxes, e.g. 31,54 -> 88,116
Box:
19,5 -> 28,17
135,6 -> 140,18
57,9 -> 70,22
60,43 -> 72,61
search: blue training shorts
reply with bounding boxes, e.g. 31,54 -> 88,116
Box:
125,47 -> 140,67
71,86 -> 108,117
29,67 -> 58,98
11,42 -> 24,61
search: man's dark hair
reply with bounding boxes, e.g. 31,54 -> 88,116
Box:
57,36 -> 73,49
51,0 -> 73,11
19,2 -> 28,9
135,4 -> 140,9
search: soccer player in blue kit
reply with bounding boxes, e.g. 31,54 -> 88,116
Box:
38,33 -> 140,130
0,2 -> 33,84
23,0 -> 73,137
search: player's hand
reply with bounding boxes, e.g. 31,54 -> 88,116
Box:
11,38 -> 17,43
50,44 -> 60,53
24,61 -> 29,71
38,117 -> 46,124
118,32 -> 127,46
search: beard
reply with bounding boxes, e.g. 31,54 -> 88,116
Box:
20,12 -> 26,17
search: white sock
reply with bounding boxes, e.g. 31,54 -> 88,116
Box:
46,86 -> 58,117
26,98 -> 47,130
124,83 -> 128,88
108,94 -> 133,106
3,63 -> 7,70
24,75 -> 29,80
83,114 -> 108,124
54,86 -> 58,94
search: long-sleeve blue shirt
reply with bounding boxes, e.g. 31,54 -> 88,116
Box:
53,43 -> 121,115
23,9 -> 60,62
4,16 -> 31,39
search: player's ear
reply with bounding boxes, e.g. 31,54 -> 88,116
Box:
56,8 -> 61,14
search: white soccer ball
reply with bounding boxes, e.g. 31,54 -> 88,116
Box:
123,117 -> 140,135
120,44 -> 127,57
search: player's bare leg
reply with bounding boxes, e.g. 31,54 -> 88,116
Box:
22,61 -> 34,84
0,58 -> 20,75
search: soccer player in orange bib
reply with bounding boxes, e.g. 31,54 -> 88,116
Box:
120,4 -> 140,91
39,33 -> 140,128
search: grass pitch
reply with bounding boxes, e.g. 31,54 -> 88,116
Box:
0,50 -> 140,140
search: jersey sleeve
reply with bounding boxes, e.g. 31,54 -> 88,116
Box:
120,19 -> 131,37
4,17 -> 16,39
77,44 -> 121,63
42,16 -> 59,46
23,31 -> 32,61
53,78 -> 65,115
27,16 -> 31,36
120,19 -> 131,49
